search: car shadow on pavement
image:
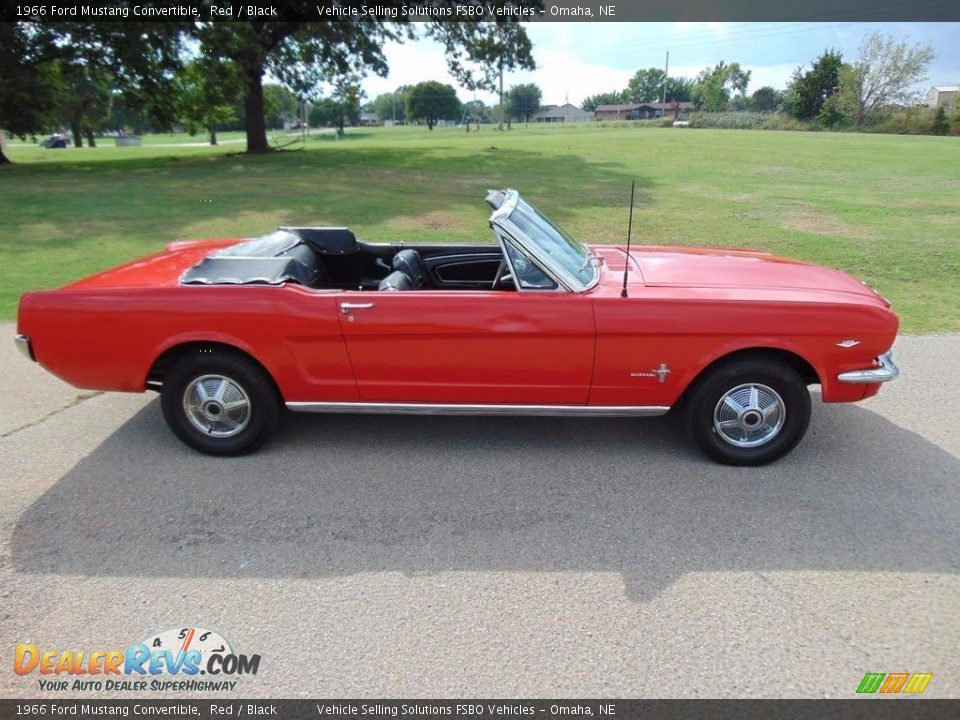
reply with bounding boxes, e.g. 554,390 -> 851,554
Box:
11,399 -> 960,602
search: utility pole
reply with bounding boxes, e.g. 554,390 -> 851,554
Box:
662,51 -> 669,103
498,58 -> 504,131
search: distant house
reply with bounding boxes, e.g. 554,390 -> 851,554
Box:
534,103 -> 593,123
358,112 -> 380,127
926,86 -> 959,108
594,101 -> 694,121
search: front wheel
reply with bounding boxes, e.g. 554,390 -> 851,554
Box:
160,349 -> 280,456
684,358 -> 811,466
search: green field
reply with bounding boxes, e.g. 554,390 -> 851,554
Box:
2,125 -> 958,332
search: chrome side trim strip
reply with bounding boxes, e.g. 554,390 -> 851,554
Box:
286,401 -> 670,417
837,350 -> 899,384
15,334 -> 35,362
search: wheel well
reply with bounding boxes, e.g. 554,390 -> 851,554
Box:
146,341 -> 280,397
687,347 -> 820,393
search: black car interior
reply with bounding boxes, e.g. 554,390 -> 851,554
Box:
180,227 -> 518,291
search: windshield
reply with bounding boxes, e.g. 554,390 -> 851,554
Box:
508,199 -> 597,287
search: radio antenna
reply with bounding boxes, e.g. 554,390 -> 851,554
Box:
621,180 -> 636,298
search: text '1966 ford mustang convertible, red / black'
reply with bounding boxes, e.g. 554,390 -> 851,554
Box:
15,189 -> 899,465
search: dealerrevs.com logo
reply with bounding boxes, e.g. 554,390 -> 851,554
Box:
856,672 -> 933,695
14,627 -> 261,692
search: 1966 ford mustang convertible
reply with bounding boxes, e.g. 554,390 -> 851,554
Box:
15,189 -> 899,465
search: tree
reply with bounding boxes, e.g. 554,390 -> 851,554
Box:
432,22 -> 536,130
625,68 -> 665,103
107,97 -> 153,135
693,61 -> 751,111
262,84 -> 299,130
406,81 -> 460,129
0,24 -> 62,163
750,86 -> 781,113
2,21 -> 185,162
176,57 -> 242,145
932,105 -> 949,135
194,21 -> 390,153
194,7 -> 540,151
330,77 -> 364,134
783,50 -> 843,120
309,98 -> 340,127
844,32 -> 936,128
663,77 -> 695,103
372,90 -> 408,123
56,61 -> 113,147
507,83 -> 541,123
463,99 -> 489,123
817,63 -> 861,127
817,94 -> 848,128
51,22 -> 187,133
581,91 -> 626,111
8,11 -> 539,156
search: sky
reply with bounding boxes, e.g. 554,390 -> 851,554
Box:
353,22 -> 960,106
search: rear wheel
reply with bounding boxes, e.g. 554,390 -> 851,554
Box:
684,358 -> 811,466
160,349 -> 280,456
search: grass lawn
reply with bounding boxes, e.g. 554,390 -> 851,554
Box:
2,124 -> 958,332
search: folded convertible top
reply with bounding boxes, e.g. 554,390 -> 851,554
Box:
180,227 -> 358,286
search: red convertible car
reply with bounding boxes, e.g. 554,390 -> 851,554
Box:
15,189 -> 899,465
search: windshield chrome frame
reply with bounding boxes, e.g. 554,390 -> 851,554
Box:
489,189 -> 599,293
494,232 -> 566,292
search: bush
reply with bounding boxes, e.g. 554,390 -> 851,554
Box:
932,106 -> 949,135
771,115 -> 812,131
683,112 -> 803,130
817,95 -> 851,129
866,107 -> 937,135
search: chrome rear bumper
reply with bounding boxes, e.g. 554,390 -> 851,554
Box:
837,351 -> 899,384
15,334 -> 35,362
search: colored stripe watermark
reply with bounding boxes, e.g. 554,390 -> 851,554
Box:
857,672 -> 933,694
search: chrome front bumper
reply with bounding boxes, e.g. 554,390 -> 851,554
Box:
837,350 -> 899,384
15,334 -> 35,362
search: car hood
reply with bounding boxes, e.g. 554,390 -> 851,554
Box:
597,245 -> 888,305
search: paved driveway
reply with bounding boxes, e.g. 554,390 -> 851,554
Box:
1,327 -> 958,698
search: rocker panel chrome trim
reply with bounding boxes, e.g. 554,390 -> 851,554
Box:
286,401 -> 670,417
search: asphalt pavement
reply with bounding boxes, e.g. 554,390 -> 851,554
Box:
1,324 -> 958,699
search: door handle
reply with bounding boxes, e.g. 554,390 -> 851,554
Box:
340,302 -> 375,314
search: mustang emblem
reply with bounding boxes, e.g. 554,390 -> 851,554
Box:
631,363 -> 671,383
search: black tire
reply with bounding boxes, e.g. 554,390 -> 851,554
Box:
160,348 -> 281,456
684,357 -> 811,466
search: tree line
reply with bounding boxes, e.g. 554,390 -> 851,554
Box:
0,4 -> 542,163
369,82 -> 542,128
582,32 -> 950,134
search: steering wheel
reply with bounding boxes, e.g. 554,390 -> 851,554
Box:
492,260 -> 514,289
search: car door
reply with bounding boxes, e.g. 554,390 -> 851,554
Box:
336,266 -> 595,405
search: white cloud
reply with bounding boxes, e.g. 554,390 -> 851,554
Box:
667,62 -> 798,92
742,63 -> 800,91
670,22 -> 729,38
509,49 -> 634,105
361,39 -> 486,102
359,36 -> 635,107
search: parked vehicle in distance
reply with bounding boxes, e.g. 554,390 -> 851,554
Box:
40,134 -> 69,149
16,189 -> 899,465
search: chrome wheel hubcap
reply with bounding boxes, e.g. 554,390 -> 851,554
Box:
713,383 -> 786,448
183,374 -> 251,438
